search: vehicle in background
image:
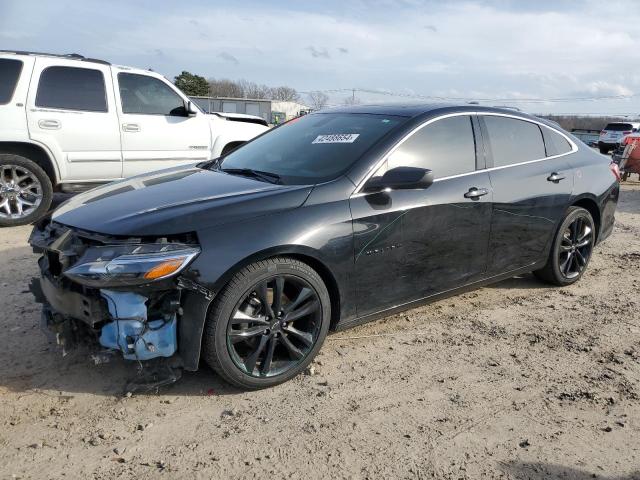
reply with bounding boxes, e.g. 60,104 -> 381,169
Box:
570,128 -> 601,148
0,51 -> 269,227
598,122 -> 640,154
30,105 -> 619,389
612,130 -> 640,181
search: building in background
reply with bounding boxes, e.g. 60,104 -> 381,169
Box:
270,101 -> 311,124
190,96 -> 272,121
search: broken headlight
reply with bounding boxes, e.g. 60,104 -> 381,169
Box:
63,244 -> 200,287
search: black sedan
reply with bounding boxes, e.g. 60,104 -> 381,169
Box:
30,104 -> 619,389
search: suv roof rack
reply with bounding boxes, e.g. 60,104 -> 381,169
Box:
0,50 -> 110,66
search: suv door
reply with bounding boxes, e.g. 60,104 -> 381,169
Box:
113,70 -> 212,177
479,114 -> 575,274
26,58 -> 121,181
350,114 -> 493,317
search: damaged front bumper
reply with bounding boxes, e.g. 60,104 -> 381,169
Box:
29,220 -> 213,371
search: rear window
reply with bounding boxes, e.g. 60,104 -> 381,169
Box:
542,127 -> 573,156
0,58 -> 23,105
483,116 -> 546,167
604,123 -> 633,131
36,66 -> 107,112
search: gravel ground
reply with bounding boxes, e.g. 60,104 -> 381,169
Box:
0,183 -> 639,480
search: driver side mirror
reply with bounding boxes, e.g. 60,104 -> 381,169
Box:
186,101 -> 198,117
363,166 -> 434,193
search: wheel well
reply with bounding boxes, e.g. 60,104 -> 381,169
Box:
572,198 -> 601,241
286,253 -> 342,330
212,251 -> 342,331
221,141 -> 245,156
0,142 -> 57,187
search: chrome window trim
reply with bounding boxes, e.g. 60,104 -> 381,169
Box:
351,111 -> 578,196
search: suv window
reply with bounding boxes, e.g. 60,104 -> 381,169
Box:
0,59 -> 23,105
604,123 -> 633,131
385,115 -> 476,179
483,116 -> 545,167
36,66 -> 107,112
542,127 -> 573,156
118,73 -> 185,115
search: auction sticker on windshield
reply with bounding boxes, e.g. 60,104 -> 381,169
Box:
312,134 -> 360,144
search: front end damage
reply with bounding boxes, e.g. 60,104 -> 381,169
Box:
29,219 -> 213,390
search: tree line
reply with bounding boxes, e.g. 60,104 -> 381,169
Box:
174,71 -> 301,102
539,115 -> 640,131
173,71 -> 339,110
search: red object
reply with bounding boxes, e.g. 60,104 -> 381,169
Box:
609,162 -> 621,181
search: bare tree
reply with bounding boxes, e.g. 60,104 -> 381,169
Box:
208,78 -> 244,98
307,91 -> 329,110
271,86 -> 300,102
237,79 -> 272,99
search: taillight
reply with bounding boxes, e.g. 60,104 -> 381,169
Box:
609,162 -> 621,181
623,131 -> 631,135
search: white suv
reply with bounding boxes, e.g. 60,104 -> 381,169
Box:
0,51 -> 269,226
598,121 -> 640,154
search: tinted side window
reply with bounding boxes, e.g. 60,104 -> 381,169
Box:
542,127 -> 573,156
483,116 -> 545,167
118,73 -> 184,115
36,66 -> 107,112
386,115 -> 476,179
0,59 -> 23,105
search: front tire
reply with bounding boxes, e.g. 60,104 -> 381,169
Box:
0,154 -> 53,227
534,206 -> 595,286
203,257 -> 331,389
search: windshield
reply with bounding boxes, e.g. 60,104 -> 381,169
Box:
219,113 -> 407,184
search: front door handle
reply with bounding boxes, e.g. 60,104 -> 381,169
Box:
464,187 -> 489,199
38,119 -> 61,130
547,172 -> 566,183
122,123 -> 140,132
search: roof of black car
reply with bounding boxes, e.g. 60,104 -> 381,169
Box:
321,103 -> 529,118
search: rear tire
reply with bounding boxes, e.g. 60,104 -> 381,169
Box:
534,206 -> 595,286
0,154 -> 53,227
203,257 -> 331,389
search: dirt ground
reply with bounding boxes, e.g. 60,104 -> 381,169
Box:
1,183 -> 639,480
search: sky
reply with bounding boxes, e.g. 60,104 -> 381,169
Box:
2,0 -> 640,116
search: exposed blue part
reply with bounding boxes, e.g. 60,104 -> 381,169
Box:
99,290 -> 177,361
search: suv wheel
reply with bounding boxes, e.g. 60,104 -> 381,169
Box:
0,154 -> 53,227
203,257 -> 331,389
534,206 -> 595,286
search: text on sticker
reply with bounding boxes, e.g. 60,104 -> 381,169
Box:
312,134 -> 360,144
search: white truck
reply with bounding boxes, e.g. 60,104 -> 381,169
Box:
0,51 -> 269,226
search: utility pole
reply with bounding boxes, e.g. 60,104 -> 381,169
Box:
352,88 -> 355,103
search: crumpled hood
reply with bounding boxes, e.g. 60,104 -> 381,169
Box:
52,165 -> 313,236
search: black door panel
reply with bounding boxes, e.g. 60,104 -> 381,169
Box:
487,159 -> 573,273
351,172 -> 492,317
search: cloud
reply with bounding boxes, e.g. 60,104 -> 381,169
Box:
306,46 -> 330,59
338,47 -> 349,54
218,52 -> 239,64
423,24 -> 437,32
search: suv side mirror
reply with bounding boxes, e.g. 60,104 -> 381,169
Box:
363,166 -> 434,193
186,101 -> 198,117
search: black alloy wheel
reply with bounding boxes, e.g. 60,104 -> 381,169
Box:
534,206 -> 595,286
558,215 -> 593,279
228,275 -> 322,377
203,258 -> 331,389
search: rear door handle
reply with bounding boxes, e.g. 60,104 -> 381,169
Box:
122,123 -> 140,132
38,119 -> 61,130
547,172 -> 566,183
464,187 -> 489,199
